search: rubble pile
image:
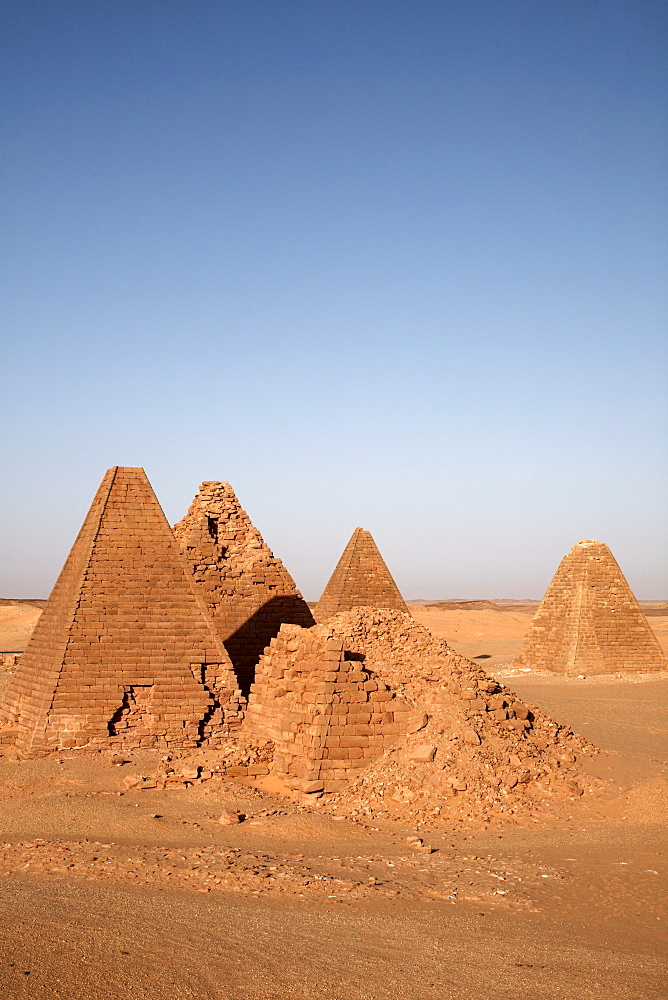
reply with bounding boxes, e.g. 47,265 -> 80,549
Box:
120,740 -> 276,790
314,609 -> 600,828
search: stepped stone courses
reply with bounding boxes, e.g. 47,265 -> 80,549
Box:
517,540 -> 666,675
314,527 -> 408,623
244,623 -> 411,792
0,467 -> 242,754
174,482 -> 314,693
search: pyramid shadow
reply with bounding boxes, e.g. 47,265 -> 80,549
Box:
224,595 -> 315,697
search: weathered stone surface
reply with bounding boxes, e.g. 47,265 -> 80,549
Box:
244,623 -> 409,792
314,527 -> 407,622
408,744 -> 437,762
517,540 -> 666,675
0,467 -> 242,754
218,811 -> 242,825
174,481 -> 313,693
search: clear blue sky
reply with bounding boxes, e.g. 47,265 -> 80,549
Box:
2,0 -> 666,600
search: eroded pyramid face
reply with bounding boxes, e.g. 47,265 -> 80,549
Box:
174,480 -> 314,694
517,540 -> 665,675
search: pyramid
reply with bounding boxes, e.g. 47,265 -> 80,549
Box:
0,468 -> 242,754
173,481 -> 314,694
316,608 -> 601,827
314,528 -> 408,622
517,540 -> 666,675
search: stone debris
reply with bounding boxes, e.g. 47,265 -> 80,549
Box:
0,468 -> 243,755
308,609 -> 600,828
108,754 -> 131,767
0,837 -> 571,908
149,741 -> 274,787
218,810 -> 243,825
314,527 -> 408,622
174,481 -> 314,693
516,540 -> 666,675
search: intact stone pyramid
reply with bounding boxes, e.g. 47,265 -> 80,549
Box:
174,481 -> 314,694
0,468 -> 242,754
314,527 -> 408,623
517,539 -> 666,675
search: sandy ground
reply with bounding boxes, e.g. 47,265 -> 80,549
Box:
0,603 -> 43,653
0,601 -> 666,998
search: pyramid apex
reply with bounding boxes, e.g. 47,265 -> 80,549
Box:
314,526 -> 407,622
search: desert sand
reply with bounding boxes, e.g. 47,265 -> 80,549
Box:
0,599 -> 666,999
0,602 -> 44,654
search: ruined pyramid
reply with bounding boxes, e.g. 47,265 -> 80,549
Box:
321,608 -> 601,828
243,607 -> 600,825
244,623 -> 411,793
314,527 -> 408,622
517,540 -> 666,675
0,467 -> 242,754
173,481 -> 314,694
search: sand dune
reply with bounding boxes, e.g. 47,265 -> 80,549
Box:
0,604 -> 43,653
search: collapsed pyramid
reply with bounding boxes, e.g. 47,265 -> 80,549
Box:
244,608 -> 600,824
314,527 -> 408,622
0,468 -> 242,754
244,623 -> 410,792
174,481 -> 314,693
517,540 -> 666,675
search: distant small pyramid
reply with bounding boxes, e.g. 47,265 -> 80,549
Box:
517,540 -> 666,675
314,528 -> 408,623
0,468 -> 242,754
174,481 -> 314,694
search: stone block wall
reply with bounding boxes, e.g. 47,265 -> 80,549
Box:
244,624 -> 409,792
